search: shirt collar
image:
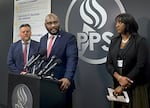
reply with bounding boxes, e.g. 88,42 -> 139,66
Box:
48,33 -> 57,39
22,40 -> 31,44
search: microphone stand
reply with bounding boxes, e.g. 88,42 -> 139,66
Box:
25,62 -> 41,79
32,64 -> 36,75
41,71 -> 58,81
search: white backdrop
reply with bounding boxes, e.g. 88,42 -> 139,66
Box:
13,0 -> 51,42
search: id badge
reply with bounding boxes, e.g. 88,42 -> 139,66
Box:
117,60 -> 123,68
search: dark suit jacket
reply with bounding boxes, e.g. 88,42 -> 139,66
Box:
39,30 -> 78,82
106,35 -> 149,86
7,40 -> 39,74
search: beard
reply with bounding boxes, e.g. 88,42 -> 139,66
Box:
46,26 -> 60,35
49,29 -> 59,35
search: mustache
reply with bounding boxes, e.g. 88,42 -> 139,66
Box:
49,29 -> 60,35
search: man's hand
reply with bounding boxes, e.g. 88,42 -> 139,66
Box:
58,78 -> 71,91
20,71 -> 27,75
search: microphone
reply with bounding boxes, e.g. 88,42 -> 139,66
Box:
31,56 -> 47,74
42,59 -> 62,75
25,50 -> 46,68
23,53 -> 38,69
37,55 -> 56,75
35,56 -> 47,70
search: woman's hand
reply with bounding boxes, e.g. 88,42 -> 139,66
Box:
114,72 -> 133,88
118,76 -> 133,87
113,86 -> 124,96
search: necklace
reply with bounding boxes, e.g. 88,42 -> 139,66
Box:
121,36 -> 131,43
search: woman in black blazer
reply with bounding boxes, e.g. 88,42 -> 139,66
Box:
106,13 -> 149,108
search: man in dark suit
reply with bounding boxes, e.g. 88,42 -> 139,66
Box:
7,24 -> 39,74
38,13 -> 78,108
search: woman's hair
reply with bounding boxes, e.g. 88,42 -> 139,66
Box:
115,13 -> 138,35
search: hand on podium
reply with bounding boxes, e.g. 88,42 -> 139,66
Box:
20,71 -> 27,75
58,78 -> 71,91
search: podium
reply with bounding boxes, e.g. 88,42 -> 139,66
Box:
7,73 -> 66,108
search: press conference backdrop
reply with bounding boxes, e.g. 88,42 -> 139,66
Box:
0,0 -> 150,108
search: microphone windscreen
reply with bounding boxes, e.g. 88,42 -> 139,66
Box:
51,55 -> 57,59
55,59 -> 62,64
47,55 -> 57,61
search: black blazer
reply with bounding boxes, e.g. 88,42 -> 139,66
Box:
106,34 -> 149,85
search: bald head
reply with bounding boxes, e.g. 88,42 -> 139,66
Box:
45,13 -> 59,23
44,13 -> 60,35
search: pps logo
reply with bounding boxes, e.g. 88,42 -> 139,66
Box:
65,0 -> 125,64
11,84 -> 33,108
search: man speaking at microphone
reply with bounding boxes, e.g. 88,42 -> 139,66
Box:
38,13 -> 78,108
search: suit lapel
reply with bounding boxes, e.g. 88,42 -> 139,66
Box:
28,40 -> 33,59
18,41 -> 24,66
49,34 -> 62,57
113,37 -> 121,59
